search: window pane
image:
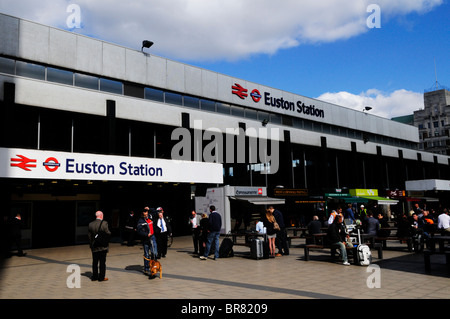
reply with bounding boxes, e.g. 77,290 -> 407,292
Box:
165,92 -> 182,106
0,57 -> 15,74
100,78 -> 122,94
75,73 -> 99,90
216,103 -> 230,115
145,87 -> 164,102
231,106 -> 245,117
245,108 -> 257,120
184,96 -> 200,108
270,113 -> 282,124
16,61 -> 45,80
47,67 -> 73,85
200,99 -> 216,112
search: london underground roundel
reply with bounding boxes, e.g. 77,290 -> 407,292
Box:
250,89 -> 261,103
43,157 -> 60,172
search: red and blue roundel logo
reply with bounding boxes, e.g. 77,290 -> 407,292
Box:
43,157 -> 60,172
250,89 -> 261,103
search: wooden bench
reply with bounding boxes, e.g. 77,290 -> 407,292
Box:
374,236 -> 413,252
304,242 -> 383,263
424,249 -> 450,272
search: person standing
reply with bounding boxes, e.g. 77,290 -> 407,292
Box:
155,207 -> 171,258
137,209 -> 158,275
9,213 -> 26,257
189,210 -> 201,255
269,206 -> 289,256
199,213 -> 209,257
200,205 -> 222,260
88,211 -> 111,282
262,209 -> 277,258
124,210 -> 136,246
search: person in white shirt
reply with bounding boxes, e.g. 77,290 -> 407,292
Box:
155,207 -> 171,258
189,210 -> 201,255
438,209 -> 450,233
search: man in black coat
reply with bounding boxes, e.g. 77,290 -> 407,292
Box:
88,211 -> 111,281
327,215 -> 350,266
269,206 -> 289,256
9,213 -> 26,257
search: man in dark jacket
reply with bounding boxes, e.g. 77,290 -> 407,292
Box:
88,211 -> 111,281
200,205 -> 222,260
137,209 -> 158,276
327,215 -> 350,266
270,206 -> 289,256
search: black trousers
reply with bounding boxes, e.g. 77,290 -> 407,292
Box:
92,250 -> 107,280
156,232 -> 168,257
192,228 -> 200,253
276,228 -> 290,255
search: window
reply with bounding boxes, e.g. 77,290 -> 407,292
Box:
245,108 -> 257,120
100,78 -> 122,94
0,56 -> 15,74
216,103 -> 230,115
231,106 -> 245,118
200,99 -> 216,112
145,87 -> 164,102
75,73 -> 99,90
184,96 -> 200,109
47,67 -> 73,86
16,61 -> 45,80
270,113 -> 282,124
164,92 -> 182,106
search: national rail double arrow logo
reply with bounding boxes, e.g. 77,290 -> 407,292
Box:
231,83 -> 248,99
10,155 -> 37,171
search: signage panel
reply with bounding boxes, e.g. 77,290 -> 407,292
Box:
1,147 -> 223,184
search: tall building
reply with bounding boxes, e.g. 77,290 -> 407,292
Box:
414,89 -> 450,155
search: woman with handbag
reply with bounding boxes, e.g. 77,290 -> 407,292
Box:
262,209 -> 279,258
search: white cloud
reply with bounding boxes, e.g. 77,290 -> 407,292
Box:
0,0 -> 443,61
316,89 -> 424,119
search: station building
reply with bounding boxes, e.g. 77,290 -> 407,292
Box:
1,13 -> 449,248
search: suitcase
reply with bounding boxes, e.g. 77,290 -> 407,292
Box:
355,228 -> 371,266
356,244 -> 372,266
250,238 -> 264,260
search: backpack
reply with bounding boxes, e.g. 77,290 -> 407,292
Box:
357,244 -> 372,266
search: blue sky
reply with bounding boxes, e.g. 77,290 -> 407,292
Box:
1,0 -> 449,119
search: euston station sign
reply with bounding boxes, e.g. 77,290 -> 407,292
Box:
1,147 -> 223,184
232,83 -> 325,119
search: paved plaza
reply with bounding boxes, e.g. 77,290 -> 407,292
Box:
1,235 -> 449,301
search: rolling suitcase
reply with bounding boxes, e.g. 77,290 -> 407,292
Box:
250,238 -> 264,260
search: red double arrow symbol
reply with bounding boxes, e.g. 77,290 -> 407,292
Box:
232,83 -> 248,99
10,155 -> 37,171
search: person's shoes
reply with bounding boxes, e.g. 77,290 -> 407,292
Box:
91,277 -> 98,281
199,256 -> 207,260
143,270 -> 149,276
275,253 -> 282,257
98,277 -> 109,282
343,261 -> 350,266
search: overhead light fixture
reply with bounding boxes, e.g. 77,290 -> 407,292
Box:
262,118 -> 269,127
363,106 -> 372,112
141,40 -> 154,52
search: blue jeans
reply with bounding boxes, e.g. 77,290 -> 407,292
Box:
333,242 -> 348,263
143,235 -> 158,271
204,231 -> 220,259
